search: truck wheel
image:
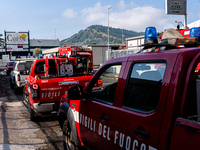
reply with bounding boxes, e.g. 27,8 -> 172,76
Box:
63,119 -> 79,150
10,78 -> 14,89
28,101 -> 38,122
15,87 -> 19,94
23,86 -> 28,102
14,80 -> 19,94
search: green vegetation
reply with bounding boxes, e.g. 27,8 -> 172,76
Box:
33,48 -> 42,58
60,25 -> 144,45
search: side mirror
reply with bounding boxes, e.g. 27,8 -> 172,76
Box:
68,85 -> 83,100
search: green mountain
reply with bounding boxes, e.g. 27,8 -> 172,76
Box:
60,25 -> 144,45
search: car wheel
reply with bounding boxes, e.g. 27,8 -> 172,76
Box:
10,78 -> 14,89
23,86 -> 28,102
28,100 -> 38,122
15,87 -> 19,94
63,119 -> 79,150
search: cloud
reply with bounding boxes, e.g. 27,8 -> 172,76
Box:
81,2 -> 108,24
79,1 -> 181,32
117,0 -> 127,11
62,9 -> 78,19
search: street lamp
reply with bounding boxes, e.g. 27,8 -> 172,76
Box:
108,7 -> 111,51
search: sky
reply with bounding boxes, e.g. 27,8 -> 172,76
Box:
0,0 -> 199,41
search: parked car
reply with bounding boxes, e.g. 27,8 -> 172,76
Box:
5,61 -> 15,75
10,59 -> 34,94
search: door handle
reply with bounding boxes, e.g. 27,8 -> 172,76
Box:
133,128 -> 150,139
100,115 -> 110,122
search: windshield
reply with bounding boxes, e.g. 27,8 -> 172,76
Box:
18,61 -> 33,71
8,62 -> 15,66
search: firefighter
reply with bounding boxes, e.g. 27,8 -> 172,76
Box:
87,59 -> 92,73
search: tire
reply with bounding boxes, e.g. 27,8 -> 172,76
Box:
14,80 -> 19,94
23,86 -> 28,102
63,119 -> 79,150
10,78 -> 14,89
28,100 -> 38,122
15,87 -> 19,94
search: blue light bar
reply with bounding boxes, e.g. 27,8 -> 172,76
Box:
63,53 -> 66,57
39,54 -> 43,58
189,27 -> 200,40
144,27 -> 158,44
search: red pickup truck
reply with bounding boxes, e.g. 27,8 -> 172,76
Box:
25,54 -> 99,121
58,27 -> 200,150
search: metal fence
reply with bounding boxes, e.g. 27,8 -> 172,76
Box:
107,48 -> 140,60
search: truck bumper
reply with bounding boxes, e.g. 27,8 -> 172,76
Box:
17,81 -> 25,88
33,103 -> 57,115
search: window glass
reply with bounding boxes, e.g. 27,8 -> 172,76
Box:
8,62 -> 15,66
18,62 -> 33,71
35,61 -> 45,74
123,62 -> 166,112
91,64 -> 122,104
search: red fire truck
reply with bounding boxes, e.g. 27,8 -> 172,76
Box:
58,27 -> 200,150
24,47 -> 100,121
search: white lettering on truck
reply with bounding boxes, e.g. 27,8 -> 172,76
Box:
41,91 -> 61,98
71,111 -> 157,150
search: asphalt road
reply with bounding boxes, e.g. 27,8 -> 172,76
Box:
0,68 -> 64,150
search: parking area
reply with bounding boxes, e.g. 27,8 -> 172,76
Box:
0,68 -> 64,150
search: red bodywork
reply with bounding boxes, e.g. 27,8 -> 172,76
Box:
6,61 -> 15,74
58,46 -> 93,70
59,46 -> 200,149
25,55 -> 96,116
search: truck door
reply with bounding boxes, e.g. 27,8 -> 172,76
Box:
170,53 -> 200,150
113,61 -> 168,150
78,62 -> 125,150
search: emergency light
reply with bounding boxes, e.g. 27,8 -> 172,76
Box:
18,55 -> 21,58
144,27 -> 158,44
39,54 -> 43,58
63,53 -> 66,57
189,27 -> 200,40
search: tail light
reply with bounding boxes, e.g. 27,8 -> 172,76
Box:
31,83 -> 39,100
17,74 -> 20,81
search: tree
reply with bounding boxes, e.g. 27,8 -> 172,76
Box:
33,48 -> 42,58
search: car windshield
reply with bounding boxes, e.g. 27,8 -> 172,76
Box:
8,62 -> 15,66
18,61 -> 33,71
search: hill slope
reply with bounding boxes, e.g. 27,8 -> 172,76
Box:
60,25 -> 144,45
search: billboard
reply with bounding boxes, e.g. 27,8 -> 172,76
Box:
6,44 -> 29,51
5,31 -> 29,52
5,32 -> 28,44
165,0 -> 187,15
